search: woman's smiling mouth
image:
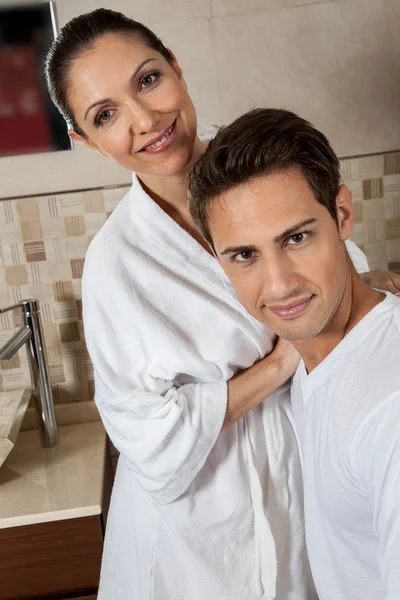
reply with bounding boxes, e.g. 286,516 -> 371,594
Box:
140,120 -> 177,154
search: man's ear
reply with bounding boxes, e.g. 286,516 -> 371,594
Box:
336,184 -> 354,241
68,130 -> 108,157
167,49 -> 184,79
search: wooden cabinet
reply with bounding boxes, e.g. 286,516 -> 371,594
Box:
0,515 -> 104,600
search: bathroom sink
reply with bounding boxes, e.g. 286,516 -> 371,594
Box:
0,389 -> 31,468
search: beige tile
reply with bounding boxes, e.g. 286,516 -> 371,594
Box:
38,195 -> 60,220
21,220 -> 44,242
70,258 -> 85,279
99,0 -> 211,25
151,19 -> 221,124
1,243 -> 26,266
352,201 -> 363,224
16,199 -> 40,222
24,241 -> 47,263
340,158 -> 360,182
47,260 -> 72,282
364,220 -> 387,244
384,174 -> 400,198
5,265 -> 28,287
387,218 -> 400,240
27,262 -> 50,285
0,201 -> 18,225
58,194 -> 85,218
53,281 -> 74,302
213,0 -> 400,156
41,219 -> 66,241
363,198 -> 385,221
0,354 -> 21,371
386,239 -> 400,263
65,237 -> 90,259
212,0 -> 332,18
384,197 -> 400,220
45,239 -> 68,262
49,363 -> 66,384
59,322 -> 80,343
64,215 -> 86,237
83,190 -> 105,213
364,242 -> 388,270
0,269 -> 7,295
54,300 -> 79,325
384,153 -> 400,176
359,155 -> 384,180
362,178 -> 383,200
0,221 -> 23,244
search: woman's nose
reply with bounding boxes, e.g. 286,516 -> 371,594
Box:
126,99 -> 160,135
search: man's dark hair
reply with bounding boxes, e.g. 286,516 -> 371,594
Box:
189,108 -> 341,246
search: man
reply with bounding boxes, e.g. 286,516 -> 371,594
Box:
188,108 -> 400,600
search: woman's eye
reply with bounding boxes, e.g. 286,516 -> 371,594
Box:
287,232 -> 309,245
95,109 -> 113,127
234,250 -> 254,263
140,72 -> 160,88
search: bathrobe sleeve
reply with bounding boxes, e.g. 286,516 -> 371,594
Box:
345,239 -> 369,273
82,251 -> 228,506
93,364 -> 227,505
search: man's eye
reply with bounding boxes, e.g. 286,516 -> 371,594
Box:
234,250 -> 254,262
287,232 -> 309,245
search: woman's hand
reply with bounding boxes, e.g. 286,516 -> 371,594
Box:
268,336 -> 301,384
223,337 -> 300,430
360,269 -> 400,295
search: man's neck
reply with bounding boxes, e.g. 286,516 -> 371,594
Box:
295,263 -> 385,373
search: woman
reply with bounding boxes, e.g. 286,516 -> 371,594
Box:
45,9 -> 400,600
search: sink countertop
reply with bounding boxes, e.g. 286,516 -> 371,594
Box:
0,421 -> 108,529
0,389 -> 32,469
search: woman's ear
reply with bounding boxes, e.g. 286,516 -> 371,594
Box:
336,184 -> 354,241
167,49 -> 183,79
68,130 -> 108,157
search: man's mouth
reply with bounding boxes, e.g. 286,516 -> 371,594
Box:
268,295 -> 314,319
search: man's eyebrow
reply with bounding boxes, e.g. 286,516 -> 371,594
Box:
219,218 -> 318,256
220,244 -> 259,256
84,58 -> 157,121
273,218 -> 318,243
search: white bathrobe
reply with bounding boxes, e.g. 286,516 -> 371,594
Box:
82,174 -> 368,600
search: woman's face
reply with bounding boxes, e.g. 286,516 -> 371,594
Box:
67,33 -> 199,177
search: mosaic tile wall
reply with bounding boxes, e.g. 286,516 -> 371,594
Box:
0,185 -> 130,398
1,152 -> 400,399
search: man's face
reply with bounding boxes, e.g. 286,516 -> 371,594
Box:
208,169 -> 354,342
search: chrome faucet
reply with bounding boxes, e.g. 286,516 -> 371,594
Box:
0,299 -> 59,448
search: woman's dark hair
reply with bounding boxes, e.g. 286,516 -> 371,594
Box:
189,108 -> 341,246
45,8 -> 172,136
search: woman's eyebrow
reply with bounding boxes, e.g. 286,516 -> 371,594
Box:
84,58 -> 157,121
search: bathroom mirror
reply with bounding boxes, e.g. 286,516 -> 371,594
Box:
0,1 -> 71,157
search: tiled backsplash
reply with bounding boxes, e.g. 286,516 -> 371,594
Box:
0,185 -> 130,399
1,152 -> 400,399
